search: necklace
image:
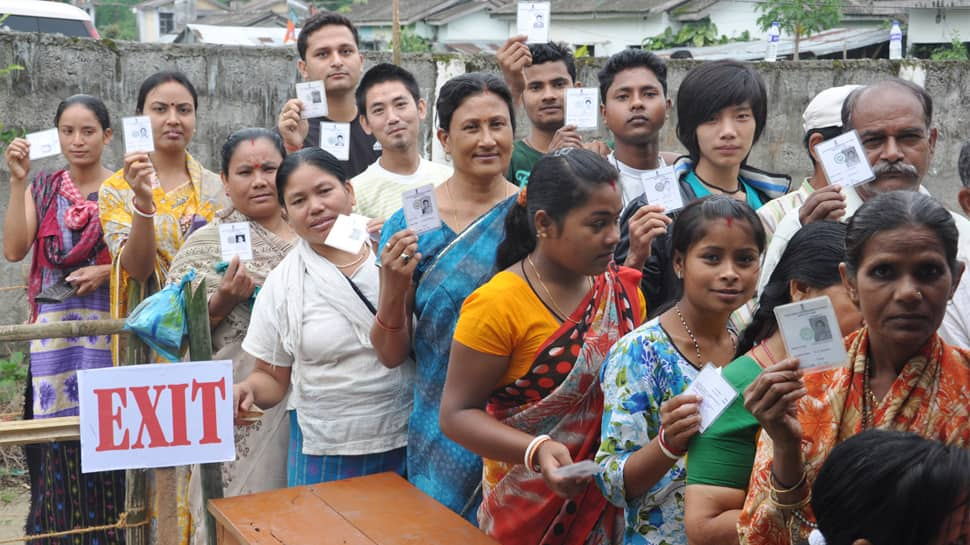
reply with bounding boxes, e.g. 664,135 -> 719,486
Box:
526,255 -> 590,324
695,172 -> 744,195
674,303 -> 736,366
758,339 -> 778,365
445,178 -> 511,233
331,244 -> 368,269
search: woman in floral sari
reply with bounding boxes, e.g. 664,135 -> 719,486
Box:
167,128 -> 295,545
739,191 -> 970,545
439,149 -> 648,545
374,72 -> 520,521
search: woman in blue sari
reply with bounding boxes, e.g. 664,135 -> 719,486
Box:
374,72 -> 519,522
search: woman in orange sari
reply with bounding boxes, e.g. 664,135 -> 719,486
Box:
738,191 -> 970,545
439,149 -> 650,545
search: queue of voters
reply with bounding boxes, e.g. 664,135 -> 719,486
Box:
5,7 -> 970,545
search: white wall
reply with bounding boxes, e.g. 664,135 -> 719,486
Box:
703,0 -> 762,39
541,14 -> 669,56
437,9 -> 508,43
908,8 -> 970,45
137,9 -> 160,42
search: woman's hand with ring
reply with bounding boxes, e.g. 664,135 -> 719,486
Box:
380,229 -> 420,293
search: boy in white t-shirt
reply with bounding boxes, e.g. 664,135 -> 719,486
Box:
353,63 -> 451,227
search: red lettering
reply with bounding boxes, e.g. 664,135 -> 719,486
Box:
130,385 -> 170,448
167,383 -> 191,447
94,388 -> 129,451
192,378 -> 226,445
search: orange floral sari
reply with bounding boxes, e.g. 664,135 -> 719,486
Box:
739,327 -> 970,545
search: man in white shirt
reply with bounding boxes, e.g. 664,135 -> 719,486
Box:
351,63 -> 452,229
940,141 -> 970,348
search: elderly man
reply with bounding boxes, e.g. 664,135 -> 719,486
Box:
758,78 -> 970,296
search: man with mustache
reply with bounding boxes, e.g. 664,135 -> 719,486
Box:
757,78 -> 970,299
277,12 -> 380,178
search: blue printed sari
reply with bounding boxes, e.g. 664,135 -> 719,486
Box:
380,195 -> 516,523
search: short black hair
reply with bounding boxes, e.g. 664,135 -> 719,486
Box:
136,71 -> 198,115
356,63 -> 421,117
276,147 -> 347,207
842,78 -> 934,131
959,140 -> 970,188
597,49 -> 668,104
676,60 -> 767,163
297,11 -> 359,61
528,42 -> 576,82
436,72 -> 515,134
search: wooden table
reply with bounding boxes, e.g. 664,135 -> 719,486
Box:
208,472 -> 499,545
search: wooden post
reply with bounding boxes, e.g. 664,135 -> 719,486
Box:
392,0 -> 401,65
122,279 -> 151,545
185,279 -> 224,545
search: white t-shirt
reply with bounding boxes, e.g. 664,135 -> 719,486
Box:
242,250 -> 413,456
352,157 -> 452,220
609,152 -> 667,207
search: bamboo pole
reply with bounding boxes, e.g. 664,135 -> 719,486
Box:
122,279 -> 151,545
0,416 -> 79,446
0,318 -> 126,342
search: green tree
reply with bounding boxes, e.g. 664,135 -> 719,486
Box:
755,0 -> 841,60
643,20 -> 750,51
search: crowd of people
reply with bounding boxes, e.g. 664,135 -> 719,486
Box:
4,9 -> 970,545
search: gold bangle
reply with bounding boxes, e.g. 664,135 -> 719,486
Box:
769,468 -> 806,495
768,489 -> 811,511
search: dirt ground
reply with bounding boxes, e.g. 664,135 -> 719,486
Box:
0,486 -> 29,542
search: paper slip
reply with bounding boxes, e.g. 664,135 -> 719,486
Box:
641,166 -> 684,212
402,184 -> 442,235
219,222 -> 253,262
553,460 -> 604,479
324,213 -> 370,254
565,88 -> 599,130
774,295 -> 848,372
122,116 -> 155,153
814,130 -> 874,188
296,80 -> 328,119
684,363 -> 738,433
320,121 -> 350,161
517,2 -> 550,43
25,128 -> 61,160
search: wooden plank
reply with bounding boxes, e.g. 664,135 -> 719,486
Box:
0,416 -> 80,446
122,278 -> 151,545
310,473 -> 499,545
0,318 -> 126,342
209,485 -> 375,545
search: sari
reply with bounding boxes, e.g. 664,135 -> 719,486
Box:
478,264 -> 643,545
739,328 -> 970,545
378,194 -> 517,522
24,169 -> 123,545
166,208 -> 294,545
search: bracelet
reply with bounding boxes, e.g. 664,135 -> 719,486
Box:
375,315 -> 404,332
768,488 -> 812,511
657,426 -> 686,459
284,142 -> 302,153
524,434 -> 551,473
769,468 -> 807,494
131,196 -> 156,218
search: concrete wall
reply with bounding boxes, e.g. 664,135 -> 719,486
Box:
2,31 -> 969,325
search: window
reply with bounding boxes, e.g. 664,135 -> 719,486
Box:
158,12 -> 175,35
575,44 -> 596,57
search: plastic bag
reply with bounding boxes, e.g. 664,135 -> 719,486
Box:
124,270 -> 195,362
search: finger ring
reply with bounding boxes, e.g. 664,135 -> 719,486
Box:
400,252 -> 411,263
385,241 -> 392,250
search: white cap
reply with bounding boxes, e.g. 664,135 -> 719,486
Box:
802,84 -> 864,133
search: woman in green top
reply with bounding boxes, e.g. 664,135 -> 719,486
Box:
683,221 -> 863,545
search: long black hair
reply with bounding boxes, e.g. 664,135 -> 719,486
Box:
436,72 -> 515,134
737,221 -> 847,356
135,70 -> 199,114
496,148 -> 619,270
275,147 -> 347,207
220,127 -> 286,175
54,94 -> 110,130
670,196 -> 766,261
813,430 -> 970,545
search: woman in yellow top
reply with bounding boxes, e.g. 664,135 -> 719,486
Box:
440,149 -> 650,545
98,71 -> 225,351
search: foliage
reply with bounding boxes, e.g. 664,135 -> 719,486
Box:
0,14 -> 24,148
398,25 -> 431,53
0,352 -> 27,404
643,20 -> 751,50
930,33 -> 969,60
93,0 -> 139,41
0,352 -> 27,486
314,0 -> 368,14
574,45 -> 590,58
755,0 -> 842,58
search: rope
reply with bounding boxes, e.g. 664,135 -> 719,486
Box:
0,285 -> 26,292
0,511 -> 150,544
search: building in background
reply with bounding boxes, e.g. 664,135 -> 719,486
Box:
133,0 -> 308,42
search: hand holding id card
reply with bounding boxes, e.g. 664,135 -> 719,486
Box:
325,213 -> 370,254
517,2 -> 550,43
26,128 -> 61,160
320,122 -> 350,161
641,166 -> 684,213
402,184 -> 442,235
774,295 -> 848,372
565,88 -> 599,130
122,116 -> 155,153
296,81 -> 328,119
683,363 -> 738,433
219,222 -> 253,262
814,130 -> 875,188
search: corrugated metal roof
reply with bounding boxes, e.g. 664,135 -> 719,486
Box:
173,23 -> 297,45
651,26 -> 888,60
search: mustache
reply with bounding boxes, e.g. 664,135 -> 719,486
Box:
872,160 -> 919,179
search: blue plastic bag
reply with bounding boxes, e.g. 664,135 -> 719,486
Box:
124,270 -> 195,362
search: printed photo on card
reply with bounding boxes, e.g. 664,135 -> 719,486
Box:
814,130 -> 875,188
684,363 -> 738,433
324,213 -> 369,254
565,88 -> 599,130
774,295 -> 848,372
122,116 -> 155,153
641,166 -> 684,212
320,121 -> 350,161
26,128 -> 61,160
296,81 -> 328,119
517,2 -> 550,43
553,460 -> 604,479
402,184 -> 442,235
219,222 -> 253,262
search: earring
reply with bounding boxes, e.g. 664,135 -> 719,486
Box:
537,231 -> 546,239
675,270 -> 683,279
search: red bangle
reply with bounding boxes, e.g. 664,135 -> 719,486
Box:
375,315 -> 404,332
284,142 -> 302,153
131,196 -> 157,217
658,425 -> 686,457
